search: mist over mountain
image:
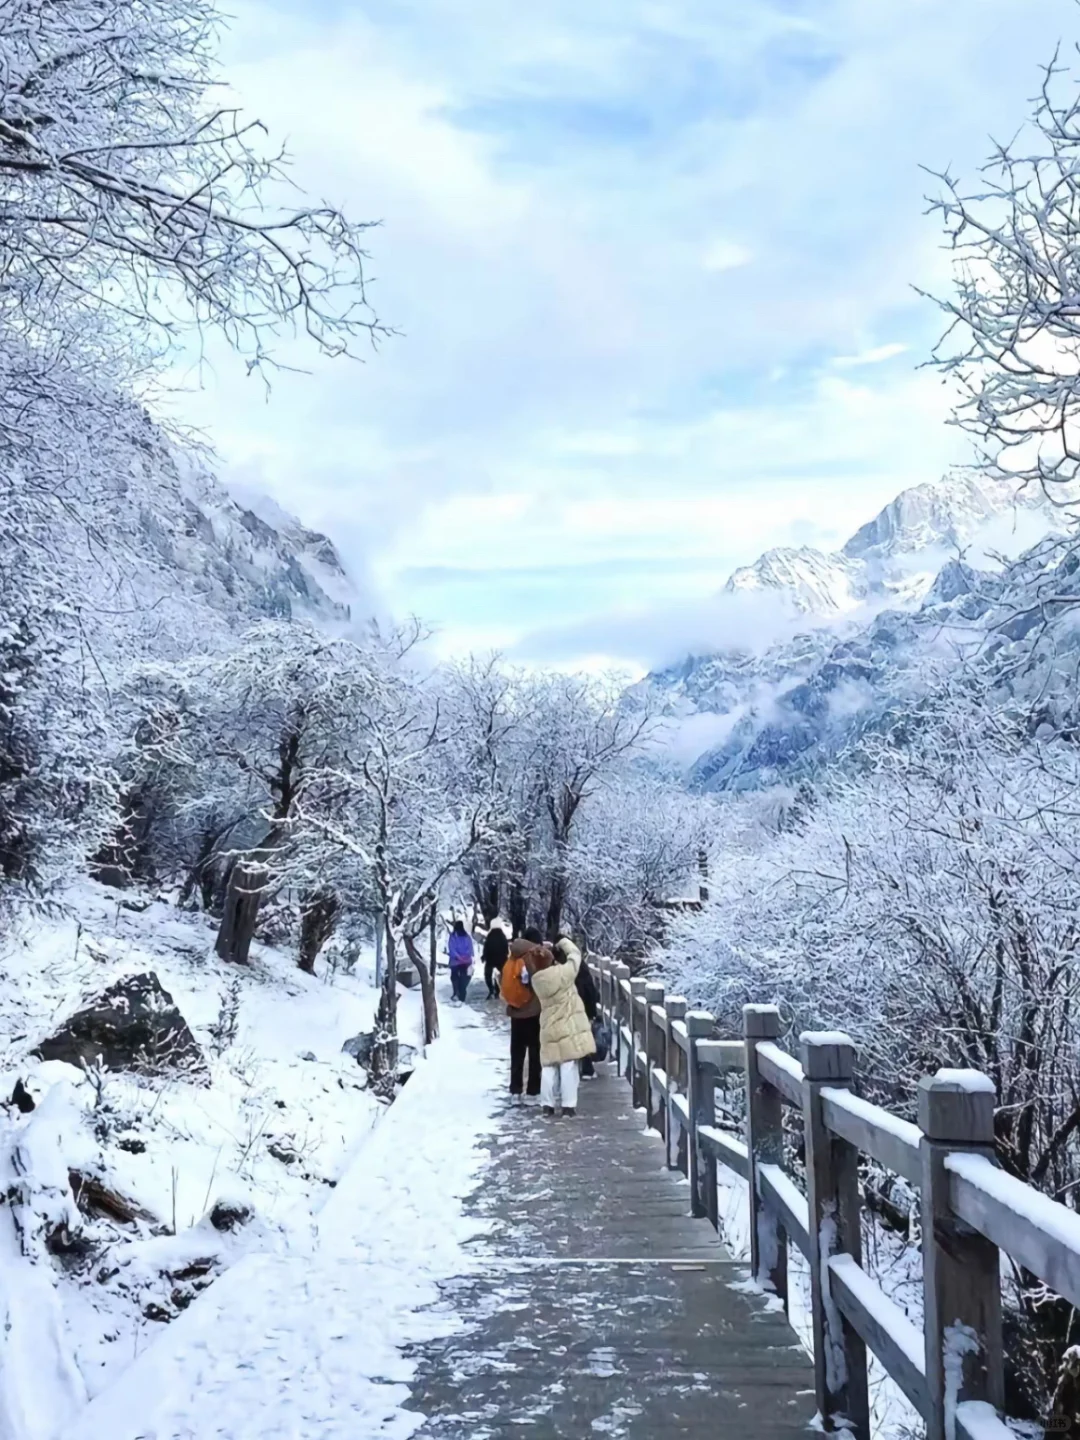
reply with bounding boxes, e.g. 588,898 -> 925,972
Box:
641,473 -> 1078,791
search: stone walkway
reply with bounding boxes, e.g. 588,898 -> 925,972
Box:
405,999 -> 816,1438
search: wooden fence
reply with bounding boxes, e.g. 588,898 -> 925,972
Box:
591,958 -> 1080,1440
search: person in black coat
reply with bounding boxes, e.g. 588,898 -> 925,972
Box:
570,939 -> 600,1078
481,924 -> 510,998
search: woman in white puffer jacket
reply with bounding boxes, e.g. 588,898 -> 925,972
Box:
527,938 -> 594,1116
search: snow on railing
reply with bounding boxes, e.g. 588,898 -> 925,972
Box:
590,957 -> 1078,1440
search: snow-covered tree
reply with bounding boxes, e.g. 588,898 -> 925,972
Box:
0,0 -> 383,372
295,629 -> 497,1073
564,772 -> 715,960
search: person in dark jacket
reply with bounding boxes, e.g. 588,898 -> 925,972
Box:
566,936 -> 599,1078
481,924 -> 509,998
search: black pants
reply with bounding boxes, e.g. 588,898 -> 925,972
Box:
510,1016 -> 541,1095
485,960 -> 503,997
450,966 -> 471,1002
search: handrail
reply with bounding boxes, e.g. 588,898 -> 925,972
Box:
695,1038 -> 743,1073
592,954 -> 1075,1440
946,1151 -> 1080,1312
820,1086 -> 921,1188
755,1040 -> 804,1106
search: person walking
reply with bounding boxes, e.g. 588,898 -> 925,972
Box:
446,919 -> 475,1004
481,923 -> 509,998
528,938 -> 594,1117
500,928 -> 545,1101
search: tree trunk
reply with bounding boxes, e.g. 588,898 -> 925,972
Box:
405,933 -> 439,1046
429,903 -> 437,978
179,825 -> 220,911
215,859 -> 267,965
370,923 -> 399,1094
508,880 -> 529,938
298,889 -> 340,975
475,873 -> 500,926
546,870 -> 567,943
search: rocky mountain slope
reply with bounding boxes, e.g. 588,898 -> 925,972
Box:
643,473 -> 1078,791
723,472 -> 1061,618
56,408 -> 356,667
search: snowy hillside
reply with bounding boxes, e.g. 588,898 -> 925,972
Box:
0,884 -> 402,1438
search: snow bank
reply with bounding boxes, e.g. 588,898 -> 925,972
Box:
0,883 -> 386,1432
59,994 -> 502,1440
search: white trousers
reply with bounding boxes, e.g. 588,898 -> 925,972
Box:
541,1059 -> 580,1110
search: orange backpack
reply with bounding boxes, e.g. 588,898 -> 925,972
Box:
500,955 -> 533,1009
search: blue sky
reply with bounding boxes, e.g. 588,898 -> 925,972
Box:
180,0 -> 1080,671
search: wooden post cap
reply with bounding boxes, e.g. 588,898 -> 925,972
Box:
918,1070 -> 995,1143
665,996 -> 688,1019
800,1031 -> 856,1082
685,1011 -> 713,1037
743,1004 -> 781,1039
644,981 -> 665,1005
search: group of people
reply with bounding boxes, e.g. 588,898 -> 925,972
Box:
443,917 -> 603,1116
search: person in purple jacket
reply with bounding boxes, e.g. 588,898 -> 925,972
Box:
446,919 -> 475,1003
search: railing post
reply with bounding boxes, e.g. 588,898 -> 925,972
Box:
685,1010 -> 715,1221
599,959 -> 612,1048
664,996 -> 687,1170
801,1031 -> 869,1440
613,963 -> 630,1080
919,1070 -> 1004,1440
643,981 -> 665,1135
629,979 -> 647,1110
743,1005 -> 787,1303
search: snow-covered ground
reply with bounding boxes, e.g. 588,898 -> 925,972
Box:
0,884 -> 434,1440
59,989 -> 503,1440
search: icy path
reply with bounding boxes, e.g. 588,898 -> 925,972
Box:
60,992 -> 503,1440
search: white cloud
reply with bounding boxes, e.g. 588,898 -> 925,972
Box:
832,343 -> 910,368
702,239 -> 753,272
166,0 -> 1080,666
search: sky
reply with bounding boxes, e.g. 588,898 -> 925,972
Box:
177,0 -> 1080,672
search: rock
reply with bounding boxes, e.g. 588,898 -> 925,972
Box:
117,1136 -> 146,1154
143,1303 -> 172,1323
299,1050 -> 317,1062
209,1199 -> 252,1232
10,1079 -> 34,1113
342,1031 -> 375,1066
267,1139 -> 298,1165
32,972 -> 208,1082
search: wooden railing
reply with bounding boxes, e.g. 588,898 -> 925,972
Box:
592,958 -> 1080,1440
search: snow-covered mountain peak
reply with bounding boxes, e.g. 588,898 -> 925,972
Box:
842,473 -> 1032,562
724,545 -> 866,615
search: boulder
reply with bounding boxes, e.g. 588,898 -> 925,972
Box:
33,972 -> 208,1082
209,1198 -> 252,1232
341,1031 -> 375,1066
